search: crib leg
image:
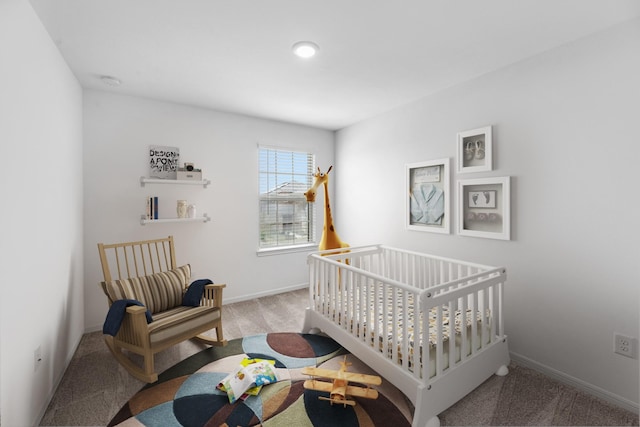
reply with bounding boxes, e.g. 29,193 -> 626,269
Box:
413,401 -> 440,427
496,364 -> 509,376
425,415 -> 440,427
302,308 -> 319,334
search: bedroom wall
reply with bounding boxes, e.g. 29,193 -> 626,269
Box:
0,0 -> 84,425
83,91 -> 334,331
335,18 -> 640,410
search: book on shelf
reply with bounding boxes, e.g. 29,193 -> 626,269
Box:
153,196 -> 158,219
146,196 -> 159,220
217,358 -> 279,403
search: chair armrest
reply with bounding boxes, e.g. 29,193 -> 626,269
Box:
116,305 -> 151,348
203,283 -> 225,309
126,305 -> 148,314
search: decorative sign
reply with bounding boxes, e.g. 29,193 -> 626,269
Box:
412,165 -> 441,183
149,145 -> 179,179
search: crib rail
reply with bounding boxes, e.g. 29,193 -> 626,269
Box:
307,244 -> 507,383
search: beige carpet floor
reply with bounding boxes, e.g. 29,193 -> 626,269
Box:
40,288 -> 639,426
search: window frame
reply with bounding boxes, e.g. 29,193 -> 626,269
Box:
257,146 -> 316,255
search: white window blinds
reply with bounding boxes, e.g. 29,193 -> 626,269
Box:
258,147 -> 315,249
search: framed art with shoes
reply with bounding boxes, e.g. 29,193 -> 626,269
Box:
456,126 -> 492,173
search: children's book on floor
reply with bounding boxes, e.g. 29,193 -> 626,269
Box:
217,358 -> 279,403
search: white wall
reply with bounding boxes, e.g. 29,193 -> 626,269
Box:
336,19 -> 640,410
0,0 -> 84,425
2,2 -> 635,423
83,91 -> 334,331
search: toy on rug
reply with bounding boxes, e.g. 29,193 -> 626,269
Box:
217,358 -> 278,403
304,166 -> 350,252
302,356 -> 382,407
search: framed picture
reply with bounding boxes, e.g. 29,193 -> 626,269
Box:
149,145 -> 180,179
456,126 -> 492,173
468,190 -> 496,208
406,158 -> 450,234
457,176 -> 510,240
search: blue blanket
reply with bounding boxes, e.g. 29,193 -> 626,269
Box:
103,299 -> 153,336
182,279 -> 213,306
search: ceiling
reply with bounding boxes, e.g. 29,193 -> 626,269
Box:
29,0 -> 640,131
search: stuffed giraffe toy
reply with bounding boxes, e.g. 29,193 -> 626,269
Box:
304,166 -> 350,253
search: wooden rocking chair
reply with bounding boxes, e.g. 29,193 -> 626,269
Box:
97,235 -> 227,383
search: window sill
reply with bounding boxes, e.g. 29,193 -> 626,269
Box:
256,243 -> 317,257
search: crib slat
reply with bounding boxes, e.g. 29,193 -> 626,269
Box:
448,299 -> 455,371
402,290 -> 409,370
480,288 -> 487,349
344,269 -> 349,333
336,268 -> 342,322
471,290 -> 478,355
419,300 -> 425,380
391,286 -> 398,364
359,273 -> 365,343
379,282 -> 385,358
409,255 -> 415,288
435,305 -> 443,376
318,260 -> 323,313
308,260 -> 314,310
339,266 -> 344,331
460,294 -> 468,361
487,286 -> 497,342
498,280 -> 504,337
350,270 -> 357,336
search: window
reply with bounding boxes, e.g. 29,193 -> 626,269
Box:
258,147 -> 315,250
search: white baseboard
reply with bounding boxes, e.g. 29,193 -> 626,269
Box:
510,351 -> 639,414
224,282 -> 308,305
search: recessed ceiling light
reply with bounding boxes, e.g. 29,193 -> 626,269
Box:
100,75 -> 121,86
292,41 -> 319,59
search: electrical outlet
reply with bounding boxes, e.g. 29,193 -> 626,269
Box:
34,345 -> 43,372
614,333 -> 635,358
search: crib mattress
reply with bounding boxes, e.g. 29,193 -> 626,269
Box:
319,289 -> 489,373
370,302 -> 486,348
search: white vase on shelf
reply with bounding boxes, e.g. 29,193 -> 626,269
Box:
187,204 -> 197,219
177,200 -> 188,218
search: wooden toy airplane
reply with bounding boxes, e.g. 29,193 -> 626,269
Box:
301,356 -> 382,407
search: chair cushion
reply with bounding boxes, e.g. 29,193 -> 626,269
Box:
102,265 -> 191,314
148,305 -> 221,344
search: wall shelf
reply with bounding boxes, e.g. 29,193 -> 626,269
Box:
140,213 -> 211,225
140,176 -> 210,188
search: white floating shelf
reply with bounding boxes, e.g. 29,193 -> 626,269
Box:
140,177 -> 210,188
140,213 -> 211,225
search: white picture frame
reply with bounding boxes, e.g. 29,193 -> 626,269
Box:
406,158 -> 450,234
457,176 -> 510,240
456,126 -> 492,173
149,145 -> 180,179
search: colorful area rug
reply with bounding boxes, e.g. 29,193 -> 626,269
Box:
109,333 -> 412,426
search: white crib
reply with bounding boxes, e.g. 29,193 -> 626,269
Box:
302,244 -> 510,427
